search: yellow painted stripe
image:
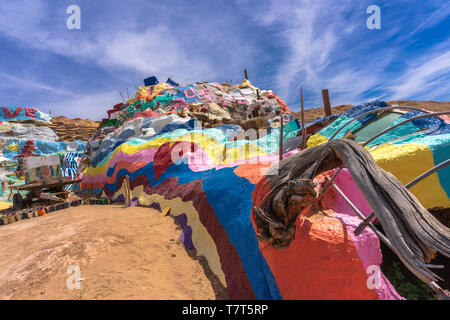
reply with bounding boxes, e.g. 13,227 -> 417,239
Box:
0,201 -> 12,210
371,143 -> 450,209
85,132 -> 269,177
306,134 -> 449,208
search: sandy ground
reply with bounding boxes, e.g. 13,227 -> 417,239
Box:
0,204 -> 227,300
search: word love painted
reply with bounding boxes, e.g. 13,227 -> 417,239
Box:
0,107 -> 52,122
3,108 -> 36,118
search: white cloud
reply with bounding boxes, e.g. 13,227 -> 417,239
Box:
389,50 -> 450,100
0,0 -> 249,116
238,0 -> 372,106
240,0 -> 450,108
0,0 -> 449,118
0,1 -> 258,86
0,72 -> 78,97
0,5 -> 216,82
97,27 -> 217,82
39,91 -> 120,120
251,1 -> 341,99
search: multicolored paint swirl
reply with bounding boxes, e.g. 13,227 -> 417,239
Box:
82,107 -> 410,299
308,101 -> 450,209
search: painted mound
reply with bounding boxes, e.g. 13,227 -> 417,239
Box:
80,79 -> 424,299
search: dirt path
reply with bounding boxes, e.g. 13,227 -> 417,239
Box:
0,205 -> 227,300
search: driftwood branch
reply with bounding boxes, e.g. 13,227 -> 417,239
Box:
253,139 -> 450,288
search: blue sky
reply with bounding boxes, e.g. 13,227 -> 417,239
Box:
0,0 -> 449,120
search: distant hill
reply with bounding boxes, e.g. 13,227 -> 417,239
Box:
292,100 -> 450,123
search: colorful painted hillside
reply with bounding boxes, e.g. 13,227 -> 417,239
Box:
80,77 -> 450,299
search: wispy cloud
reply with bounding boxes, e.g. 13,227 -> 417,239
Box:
238,0 -> 450,108
0,0 -> 449,117
389,50 -> 450,100
0,2 -> 216,81
408,1 -> 450,37
0,72 -> 79,97
39,91 -> 120,120
240,0 -> 344,100
0,0 -> 257,115
239,0 -> 387,106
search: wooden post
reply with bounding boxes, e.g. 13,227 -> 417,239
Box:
322,89 -> 332,116
223,144 -> 227,163
300,88 -> 307,150
244,69 -> 248,80
279,112 -> 284,161
124,176 -> 131,207
245,136 -> 249,158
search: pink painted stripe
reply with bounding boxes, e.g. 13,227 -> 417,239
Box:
333,168 -> 403,300
83,143 -> 300,187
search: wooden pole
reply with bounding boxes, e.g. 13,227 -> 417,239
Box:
300,88 -> 307,150
223,144 -> 227,163
244,69 -> 248,80
124,175 -> 131,207
322,89 -> 332,116
119,91 -> 126,103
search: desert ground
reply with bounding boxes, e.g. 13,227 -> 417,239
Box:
0,205 -> 227,300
